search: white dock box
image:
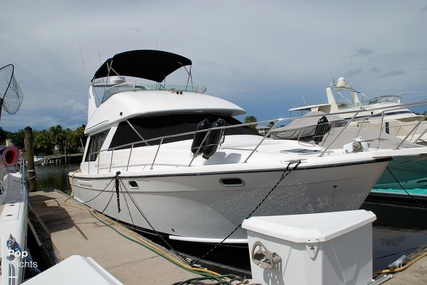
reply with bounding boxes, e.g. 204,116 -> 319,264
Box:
242,210 -> 376,285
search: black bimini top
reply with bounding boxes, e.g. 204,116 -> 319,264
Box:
92,50 -> 192,82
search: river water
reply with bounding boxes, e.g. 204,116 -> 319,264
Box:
32,163 -> 427,273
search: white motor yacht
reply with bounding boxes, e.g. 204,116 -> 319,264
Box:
290,77 -> 427,144
68,50 -> 423,244
271,111 -> 427,190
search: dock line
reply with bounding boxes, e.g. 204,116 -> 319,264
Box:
191,160 -> 301,266
385,166 -> 424,206
63,195 -> 225,278
374,245 -> 427,275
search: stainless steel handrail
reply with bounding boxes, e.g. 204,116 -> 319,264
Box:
85,99 -> 427,173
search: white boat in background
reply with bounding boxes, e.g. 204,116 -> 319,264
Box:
290,77 -> 427,144
33,157 -> 45,166
68,50 -> 426,244
271,111 -> 427,190
0,146 -> 29,285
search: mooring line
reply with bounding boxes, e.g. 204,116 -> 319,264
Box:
385,166 -> 422,206
117,175 -> 192,266
191,160 -> 301,265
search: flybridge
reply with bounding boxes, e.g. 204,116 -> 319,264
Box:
91,50 -> 207,104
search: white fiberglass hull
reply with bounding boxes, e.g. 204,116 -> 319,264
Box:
0,170 -> 28,284
70,159 -> 389,243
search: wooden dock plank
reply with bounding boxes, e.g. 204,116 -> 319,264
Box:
28,190 -> 201,285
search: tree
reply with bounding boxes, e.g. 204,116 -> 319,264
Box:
244,115 -> 258,130
0,127 -> 7,144
73,125 -> 86,151
48,125 -> 65,154
4,124 -> 86,156
33,130 -> 53,155
8,129 -> 25,150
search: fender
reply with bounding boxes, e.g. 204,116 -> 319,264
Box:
0,145 -> 20,167
202,118 -> 225,159
191,118 -> 210,155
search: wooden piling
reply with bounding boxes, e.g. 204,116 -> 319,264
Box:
24,126 -> 37,191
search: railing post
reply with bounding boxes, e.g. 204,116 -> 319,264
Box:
24,126 -> 37,191
151,138 -> 164,170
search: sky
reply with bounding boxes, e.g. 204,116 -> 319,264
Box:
1,1 -> 427,132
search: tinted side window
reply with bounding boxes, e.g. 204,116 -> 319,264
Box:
84,130 -> 109,161
109,114 -> 260,149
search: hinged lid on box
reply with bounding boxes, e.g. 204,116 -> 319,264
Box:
242,210 -> 376,243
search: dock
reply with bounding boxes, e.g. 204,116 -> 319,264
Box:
28,190 -> 217,285
42,153 -> 83,165
374,251 -> 427,285
27,190 -> 427,285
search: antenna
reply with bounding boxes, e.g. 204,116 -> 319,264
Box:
0,64 -> 24,121
78,36 -> 89,88
301,94 -> 307,105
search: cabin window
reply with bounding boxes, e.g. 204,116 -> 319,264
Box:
109,114 -> 259,150
84,130 -> 109,161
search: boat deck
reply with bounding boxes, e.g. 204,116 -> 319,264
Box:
28,190 -> 204,285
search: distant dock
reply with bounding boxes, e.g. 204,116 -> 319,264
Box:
42,153 -> 82,165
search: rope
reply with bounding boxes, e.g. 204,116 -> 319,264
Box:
172,274 -> 249,285
375,245 -> 427,275
63,198 -> 223,278
78,175 -> 115,204
117,180 -> 136,226
67,160 -> 301,277
191,160 -> 301,265
69,169 -> 81,197
7,236 -> 42,274
27,169 -> 36,180
385,166 -> 422,206
28,190 -> 59,265
115,171 -> 121,212
117,177 -> 191,266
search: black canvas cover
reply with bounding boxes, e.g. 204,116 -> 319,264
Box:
92,50 -> 192,82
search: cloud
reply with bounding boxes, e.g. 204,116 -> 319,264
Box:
1,1 -> 427,130
370,67 -> 381,74
344,68 -> 364,77
351,48 -> 375,57
380,71 -> 406,78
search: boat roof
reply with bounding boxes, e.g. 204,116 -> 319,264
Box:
289,103 -> 331,112
92,50 -> 192,82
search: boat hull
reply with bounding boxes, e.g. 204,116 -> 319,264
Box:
69,160 -> 389,242
0,170 -> 28,284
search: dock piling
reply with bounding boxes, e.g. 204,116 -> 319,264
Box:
24,126 -> 37,191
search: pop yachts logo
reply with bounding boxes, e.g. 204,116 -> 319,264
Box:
8,249 -> 38,269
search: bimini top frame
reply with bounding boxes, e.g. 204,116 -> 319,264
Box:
92,50 -> 192,83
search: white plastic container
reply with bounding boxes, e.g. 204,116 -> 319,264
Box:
242,210 -> 376,285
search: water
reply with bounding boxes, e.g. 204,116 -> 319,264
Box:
31,164 -> 427,273
31,163 -> 78,194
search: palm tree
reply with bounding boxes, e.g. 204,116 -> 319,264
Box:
244,115 -> 258,130
48,125 -> 64,154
